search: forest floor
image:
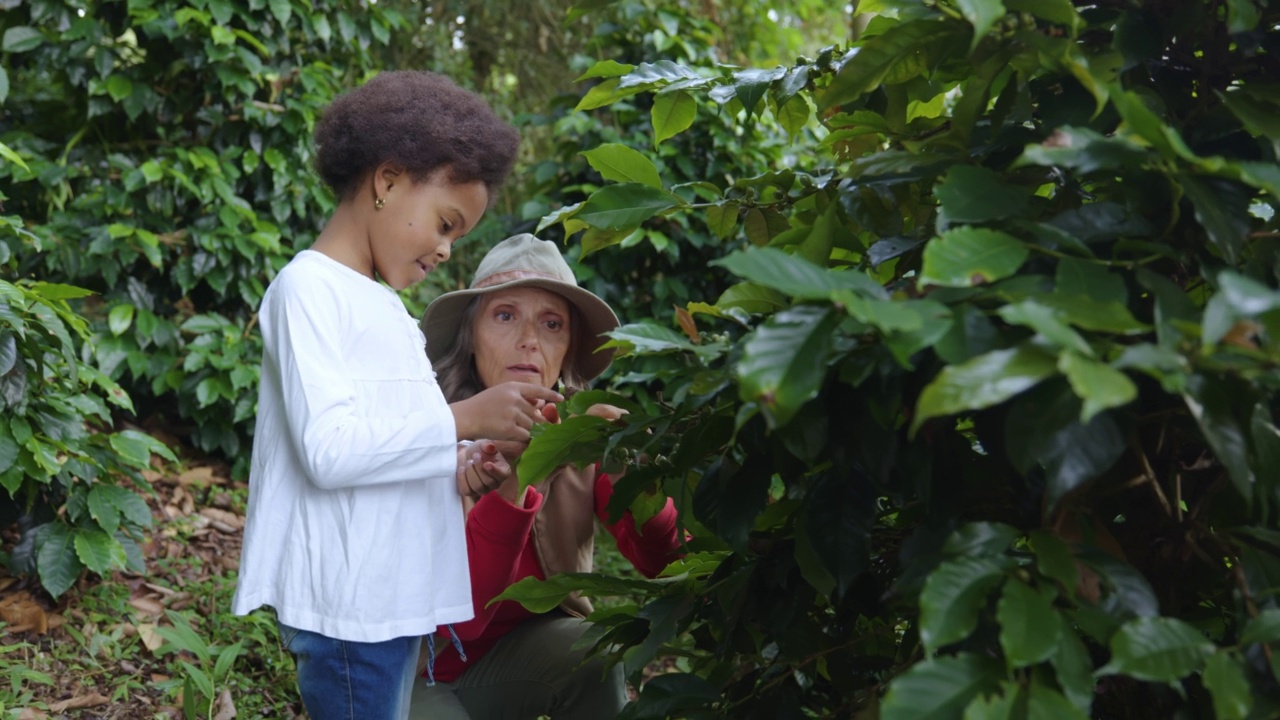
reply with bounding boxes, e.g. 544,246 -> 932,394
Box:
0,448 -> 654,719
2,454 -> 316,719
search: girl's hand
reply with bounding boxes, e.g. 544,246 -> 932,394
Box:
456,441 -> 510,498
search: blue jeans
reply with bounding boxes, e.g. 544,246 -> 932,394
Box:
279,622 -> 421,720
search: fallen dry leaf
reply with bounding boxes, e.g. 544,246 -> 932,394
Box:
177,466 -> 216,486
0,591 -> 49,634
212,689 -> 237,720
17,708 -> 48,720
137,622 -> 165,652
129,595 -> 165,619
200,507 -> 244,530
49,693 -> 110,711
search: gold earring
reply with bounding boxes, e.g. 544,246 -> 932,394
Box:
375,196 -> 386,210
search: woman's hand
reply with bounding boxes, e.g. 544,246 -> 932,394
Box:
456,441 -> 510,499
536,402 -> 628,424
451,381 -> 562,443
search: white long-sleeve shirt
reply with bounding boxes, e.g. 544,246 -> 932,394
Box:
232,250 -> 471,642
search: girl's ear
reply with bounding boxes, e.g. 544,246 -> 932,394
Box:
372,161 -> 405,201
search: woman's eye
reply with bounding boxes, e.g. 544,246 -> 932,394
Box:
545,320 -> 562,330
496,311 -> 514,321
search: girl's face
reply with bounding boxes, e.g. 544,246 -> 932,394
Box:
472,287 -> 572,390
370,172 -> 488,291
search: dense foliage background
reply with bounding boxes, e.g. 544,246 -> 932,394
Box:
4,0 -> 1280,718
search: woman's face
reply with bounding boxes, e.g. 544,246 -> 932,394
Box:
472,287 -> 572,390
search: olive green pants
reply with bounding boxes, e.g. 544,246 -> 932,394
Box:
409,611 -> 626,720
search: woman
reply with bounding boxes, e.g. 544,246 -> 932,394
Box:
410,234 -> 683,719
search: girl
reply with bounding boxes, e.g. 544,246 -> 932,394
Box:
232,72 -> 561,720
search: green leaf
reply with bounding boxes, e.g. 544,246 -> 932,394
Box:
1202,271 -> 1280,346
2,26 -> 44,53
936,165 -> 1029,223
1110,89 -> 1193,161
776,94 -> 812,138
1017,126 -> 1150,174
944,522 -> 1019,558
213,640 -> 243,682
962,683 -> 1021,720
1241,608 -> 1280,644
651,91 -> 697,145
737,306 -> 841,428
575,59 -> 635,81
97,483 -> 152,528
1098,616 -> 1213,682
920,557 -> 1009,653
181,660 -> 215,702
0,140 -> 28,172
1005,0 -> 1083,34
37,523 -> 82,598
109,429 -> 177,467
1077,549 -> 1159,620
106,75 -> 133,102
1051,621 -> 1095,713
268,0 -> 292,25
822,20 -> 959,110
1030,530 -> 1079,599
705,202 -> 739,240
997,580 -> 1061,667
838,293 -> 925,334
618,60 -> 701,89
956,0 -> 1007,51
599,322 -> 721,360
1181,175 -> 1250,265
1032,293 -> 1150,334
883,299 -> 955,368
574,184 -> 683,230
87,485 -> 122,534
1220,89 -> 1280,156
1225,0 -> 1263,33
30,282 -> 94,301
0,67 -> 9,105
1055,257 -> 1127,306
73,528 -> 126,575
156,611 -> 213,664
998,300 -> 1093,356
107,304 -> 135,336
493,572 -> 660,613
1184,375 -> 1255,505
0,330 -> 15,379
630,673 -> 721,717
517,415 -> 610,487
912,344 -> 1059,435
1058,352 -> 1137,423
713,246 -> 888,300
1203,651 -> 1253,720
0,425 -> 18,476
1026,678 -> 1090,720
580,144 -> 662,189
919,228 -> 1029,288
716,282 -> 786,314
881,653 -> 1004,720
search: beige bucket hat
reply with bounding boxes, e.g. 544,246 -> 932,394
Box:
420,234 -> 621,382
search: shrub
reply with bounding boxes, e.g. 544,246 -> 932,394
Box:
511,1 -> 1280,717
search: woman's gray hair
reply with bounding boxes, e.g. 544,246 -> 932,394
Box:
433,294 -> 590,404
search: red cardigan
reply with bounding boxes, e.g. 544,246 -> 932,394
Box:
430,471 -> 681,683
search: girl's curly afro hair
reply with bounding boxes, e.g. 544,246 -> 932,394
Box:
313,70 -> 519,201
